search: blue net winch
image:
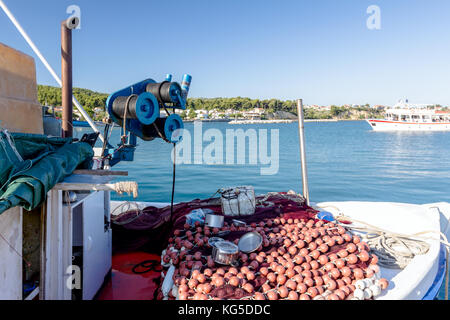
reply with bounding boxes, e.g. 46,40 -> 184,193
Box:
105,75 -> 191,166
111,92 -> 160,126
106,75 -> 191,144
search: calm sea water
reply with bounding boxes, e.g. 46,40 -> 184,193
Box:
75,120 -> 450,298
82,120 -> 450,204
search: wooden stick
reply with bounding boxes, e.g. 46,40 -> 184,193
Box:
73,170 -> 128,176
55,183 -> 119,191
54,181 -> 138,198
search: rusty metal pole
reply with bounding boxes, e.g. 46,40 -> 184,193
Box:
297,99 -> 310,205
61,20 -> 73,138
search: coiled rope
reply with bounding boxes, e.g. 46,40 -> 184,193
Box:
113,181 -> 139,199
338,218 -> 431,269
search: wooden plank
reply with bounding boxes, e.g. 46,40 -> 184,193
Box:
54,181 -> 138,198
0,42 -> 43,134
0,96 -> 43,134
73,170 -> 128,177
42,190 -> 64,300
0,42 -> 38,100
54,183 -> 118,192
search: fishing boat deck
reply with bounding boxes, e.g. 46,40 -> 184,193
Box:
97,198 -> 448,300
97,251 -> 161,300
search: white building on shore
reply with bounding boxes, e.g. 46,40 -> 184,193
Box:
242,107 -> 265,120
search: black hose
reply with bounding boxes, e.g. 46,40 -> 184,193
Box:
132,260 -> 163,274
171,143 -> 176,218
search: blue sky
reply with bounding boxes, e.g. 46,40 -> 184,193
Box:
1,0 -> 449,106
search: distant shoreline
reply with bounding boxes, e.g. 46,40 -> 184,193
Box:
73,119 -> 367,127
183,119 -> 365,124
229,119 -> 296,124
183,119 -> 231,123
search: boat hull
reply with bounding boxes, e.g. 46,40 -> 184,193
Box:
367,119 -> 450,131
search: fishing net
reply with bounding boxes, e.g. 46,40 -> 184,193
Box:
111,192 -> 312,254
111,192 -> 388,300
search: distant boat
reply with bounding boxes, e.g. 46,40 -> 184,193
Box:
367,100 -> 450,131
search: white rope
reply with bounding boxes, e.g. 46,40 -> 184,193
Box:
3,130 -> 23,162
112,181 -> 138,199
318,205 -> 450,248
338,219 -> 431,269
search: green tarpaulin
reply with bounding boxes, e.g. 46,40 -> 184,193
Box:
0,131 -> 94,215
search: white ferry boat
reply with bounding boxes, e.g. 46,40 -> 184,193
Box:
367,100 -> 450,131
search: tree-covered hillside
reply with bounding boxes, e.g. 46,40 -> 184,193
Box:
187,97 -> 297,113
38,85 -> 108,119
37,85 -> 383,120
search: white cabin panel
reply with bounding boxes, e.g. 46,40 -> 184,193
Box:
0,207 -> 23,300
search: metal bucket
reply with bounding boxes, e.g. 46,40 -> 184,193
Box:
205,213 -> 224,228
211,241 -> 239,266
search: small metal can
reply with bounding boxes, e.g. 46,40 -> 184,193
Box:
212,241 -> 239,265
205,213 -> 224,228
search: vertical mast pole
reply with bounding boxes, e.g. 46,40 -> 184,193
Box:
61,20 -> 73,138
297,99 -> 310,205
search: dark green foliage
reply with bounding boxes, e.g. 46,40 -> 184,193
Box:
38,85 -> 108,120
186,97 -> 297,114
185,98 -> 383,119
